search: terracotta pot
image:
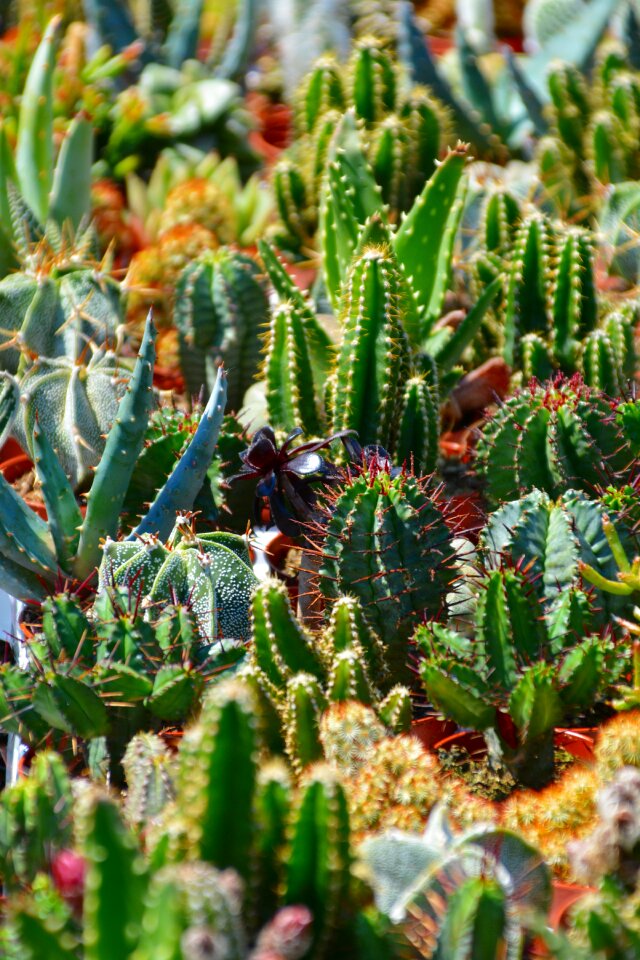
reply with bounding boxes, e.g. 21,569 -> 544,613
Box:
0,437 -> 32,483
529,881 -> 595,957
429,726 -> 596,763
411,716 -> 458,751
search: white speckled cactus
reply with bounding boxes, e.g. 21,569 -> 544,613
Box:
98,514 -> 258,643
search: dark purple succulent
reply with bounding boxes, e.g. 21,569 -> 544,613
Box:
229,426 -> 355,535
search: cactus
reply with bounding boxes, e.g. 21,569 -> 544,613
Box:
313,459 -> 453,684
122,733 -> 177,829
99,514 -> 257,643
502,764 -> 599,879
273,43 -> 451,255
263,300 -> 324,437
318,701 -> 387,777
329,235 -> 412,452
5,351 -> 132,489
0,751 -> 74,890
595,712 -> 640,779
417,564 -> 613,786
245,580 -> 408,771
476,376 -> 635,507
480,487 -> 640,628
0,592 -> 226,781
174,247 -> 270,409
0,249 -> 123,375
0,316 -> 231,601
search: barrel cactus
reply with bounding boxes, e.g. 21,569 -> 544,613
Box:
5,351 -> 131,489
476,376 -> 635,506
174,247 -> 270,410
313,458 -> 454,682
98,514 -> 258,642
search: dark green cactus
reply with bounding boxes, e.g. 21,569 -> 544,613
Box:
417,565 -> 614,786
174,247 -> 270,410
329,236 -> 412,452
245,580 -> 407,771
476,376 -> 635,506
314,461 -> 454,684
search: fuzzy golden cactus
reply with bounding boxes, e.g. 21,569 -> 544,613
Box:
502,766 -> 599,879
595,712 -> 640,780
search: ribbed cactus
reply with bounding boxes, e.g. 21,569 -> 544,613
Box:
0,319 -> 231,602
245,579 -> 408,771
263,300 -> 324,437
122,733 -> 177,829
273,40 -> 448,252
476,376 -> 635,506
502,214 -> 554,368
314,460 -> 453,683
417,565 -> 610,786
99,514 -> 257,643
480,488 -> 640,628
329,238 -> 412,452
0,751 -> 73,890
6,351 -> 131,489
0,262 -> 122,375
174,247 -> 270,410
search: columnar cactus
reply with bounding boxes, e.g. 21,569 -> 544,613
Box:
0,752 -> 74,890
174,247 -> 270,409
245,579 -> 409,771
476,376 -> 635,506
314,460 -> 454,682
329,240 -> 412,452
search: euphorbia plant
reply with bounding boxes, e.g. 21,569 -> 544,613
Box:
417,566 -> 620,788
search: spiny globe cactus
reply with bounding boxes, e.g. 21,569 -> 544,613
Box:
476,375 -> 635,506
311,458 -> 454,683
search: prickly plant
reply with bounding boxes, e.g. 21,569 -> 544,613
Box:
122,733 -> 177,829
0,751 -> 74,890
244,579 -> 409,772
0,590 -> 232,782
417,565 -> 613,786
98,513 -> 258,643
595,712 -> 640,780
501,764 -> 599,879
480,487 -> 640,628
174,247 -> 270,409
329,232 -> 412,452
476,375 -> 635,507
273,41 -> 449,253
1,351 -> 131,489
0,317 -> 230,602
312,458 -> 454,684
